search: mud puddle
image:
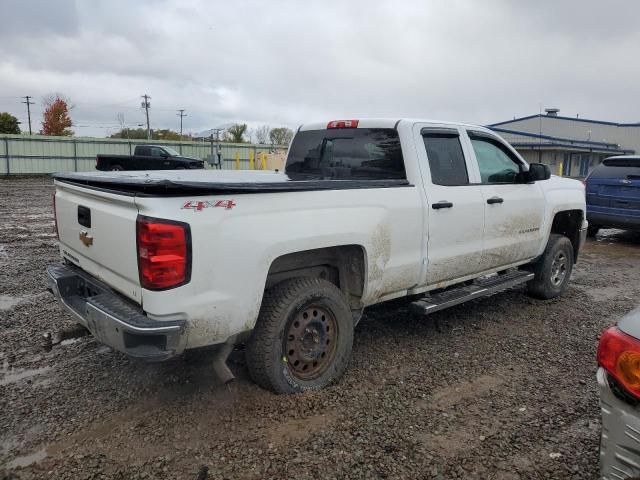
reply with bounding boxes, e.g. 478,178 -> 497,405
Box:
0,363 -> 52,386
0,295 -> 26,311
4,448 -> 48,469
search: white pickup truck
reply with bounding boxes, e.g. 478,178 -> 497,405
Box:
48,118 -> 587,393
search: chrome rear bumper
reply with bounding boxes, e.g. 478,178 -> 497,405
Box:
47,263 -> 186,360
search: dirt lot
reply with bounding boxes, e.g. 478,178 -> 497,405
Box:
1,176 -> 639,479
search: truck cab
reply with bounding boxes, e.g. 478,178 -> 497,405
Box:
95,145 -> 204,171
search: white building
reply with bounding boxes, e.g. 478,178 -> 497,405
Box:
489,109 -> 638,177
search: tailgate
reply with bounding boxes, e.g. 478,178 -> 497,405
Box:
54,180 -> 142,303
587,178 -> 640,211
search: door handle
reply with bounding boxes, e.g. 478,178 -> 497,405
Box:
487,197 -> 504,205
432,201 -> 453,209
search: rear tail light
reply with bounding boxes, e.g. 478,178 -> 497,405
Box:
136,216 -> 191,290
597,326 -> 640,399
327,119 -> 359,129
95,156 -> 98,168
52,193 -> 59,239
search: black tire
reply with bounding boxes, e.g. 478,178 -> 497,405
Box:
245,277 -> 354,394
110,164 -> 124,171
587,225 -> 600,238
527,234 -> 574,299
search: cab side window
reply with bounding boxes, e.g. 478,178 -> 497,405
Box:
136,146 -> 151,156
151,147 -> 164,157
469,134 -> 522,184
422,130 -> 469,186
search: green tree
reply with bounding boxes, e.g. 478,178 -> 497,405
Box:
154,129 -> 187,141
110,128 -> 188,140
110,128 -> 148,139
225,124 -> 248,143
269,127 -> 294,146
0,112 -> 20,134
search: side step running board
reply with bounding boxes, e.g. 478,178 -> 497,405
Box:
410,270 -> 534,316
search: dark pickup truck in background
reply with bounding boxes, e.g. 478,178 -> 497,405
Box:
96,145 -> 205,171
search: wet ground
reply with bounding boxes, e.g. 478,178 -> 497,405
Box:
1,176 -> 640,479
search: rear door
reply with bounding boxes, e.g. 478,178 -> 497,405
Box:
54,181 -> 142,303
132,146 -> 150,170
465,131 -> 545,269
414,124 -> 485,285
586,159 -> 640,225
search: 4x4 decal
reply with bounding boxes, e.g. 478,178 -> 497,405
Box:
181,200 -> 236,211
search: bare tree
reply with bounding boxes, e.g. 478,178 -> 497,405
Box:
255,125 -> 271,144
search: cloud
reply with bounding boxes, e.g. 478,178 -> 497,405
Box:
0,0 -> 639,136
0,0 -> 79,38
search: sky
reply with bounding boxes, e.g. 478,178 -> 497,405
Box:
0,0 -> 639,138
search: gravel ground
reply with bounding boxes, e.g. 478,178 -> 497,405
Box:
1,176 -> 640,480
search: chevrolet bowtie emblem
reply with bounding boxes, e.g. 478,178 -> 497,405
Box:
79,230 -> 93,247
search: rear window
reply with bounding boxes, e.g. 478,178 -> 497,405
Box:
285,128 -> 406,180
590,157 -> 640,179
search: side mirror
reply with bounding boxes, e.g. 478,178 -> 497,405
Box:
160,152 -> 169,158
526,163 -> 551,182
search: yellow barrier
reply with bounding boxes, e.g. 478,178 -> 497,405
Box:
235,152 -> 240,170
249,151 -> 255,170
260,152 -> 267,170
558,162 -> 563,176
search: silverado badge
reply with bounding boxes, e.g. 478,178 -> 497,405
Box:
79,230 -> 93,247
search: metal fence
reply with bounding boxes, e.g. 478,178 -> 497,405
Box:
0,134 -> 286,175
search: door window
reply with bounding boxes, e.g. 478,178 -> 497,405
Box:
136,146 -> 151,156
151,147 -> 165,157
470,135 -> 522,184
422,131 -> 469,186
579,154 -> 590,176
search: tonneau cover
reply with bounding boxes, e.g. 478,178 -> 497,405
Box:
53,170 -> 410,196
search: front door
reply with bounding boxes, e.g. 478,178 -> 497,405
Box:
150,146 -> 171,169
466,131 -> 546,270
414,124 -> 485,286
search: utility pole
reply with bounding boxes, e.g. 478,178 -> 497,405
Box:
22,96 -> 34,135
176,109 -> 187,138
141,94 -> 151,139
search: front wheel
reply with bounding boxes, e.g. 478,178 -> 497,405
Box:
527,234 -> 574,299
110,164 -> 124,171
246,278 -> 354,394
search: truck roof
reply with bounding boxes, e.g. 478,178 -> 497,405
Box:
299,118 -> 491,132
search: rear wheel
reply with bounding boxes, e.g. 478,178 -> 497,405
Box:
246,277 -> 354,394
110,164 -> 123,171
587,225 -> 600,237
527,234 -> 574,299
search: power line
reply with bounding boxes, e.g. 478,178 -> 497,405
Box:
177,109 -> 187,138
22,96 -> 35,135
141,94 -> 151,140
